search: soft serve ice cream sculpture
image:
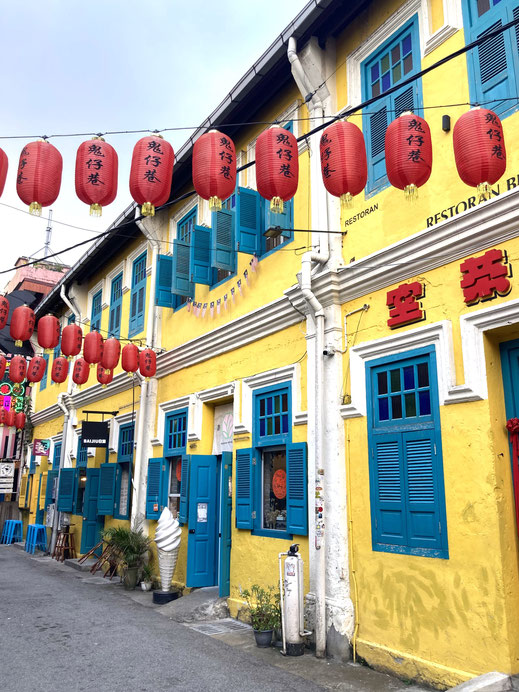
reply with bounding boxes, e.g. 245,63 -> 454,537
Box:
154,507 -> 182,592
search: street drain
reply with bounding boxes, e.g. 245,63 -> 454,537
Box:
186,618 -> 252,636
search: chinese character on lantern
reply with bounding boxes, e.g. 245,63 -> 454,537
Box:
386,282 -> 425,328
460,248 -> 511,305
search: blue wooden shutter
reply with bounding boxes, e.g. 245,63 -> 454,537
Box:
236,187 -> 261,255
57,468 -> 75,512
45,470 -> 58,507
40,354 -> 49,391
155,255 -> 174,308
98,463 -> 117,516
403,430 -> 445,552
146,458 -> 164,519
367,99 -> 389,193
129,253 -> 147,335
190,226 -> 212,285
211,209 -> 235,271
371,432 -> 406,548
178,454 -> 190,524
264,198 -> 293,239
171,240 -> 194,297
53,443 -> 62,470
286,442 -> 307,535
29,453 -> 35,474
108,273 -> 123,338
235,447 -> 253,529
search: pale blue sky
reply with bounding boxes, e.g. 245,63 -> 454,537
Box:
0,0 -> 309,277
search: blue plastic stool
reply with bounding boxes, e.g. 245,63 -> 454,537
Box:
11,520 -> 22,543
0,519 -> 13,544
25,524 -> 47,554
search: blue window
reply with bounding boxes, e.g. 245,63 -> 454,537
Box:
115,423 -> 134,519
165,409 -> 188,455
91,290 -> 102,332
67,313 -> 76,324
361,16 -> 423,195
129,252 -> 147,336
367,347 -> 448,559
52,442 -> 62,470
108,273 -> 123,338
235,383 -> 308,538
29,452 -> 35,475
77,436 -> 88,468
462,0 -> 519,118
172,209 -> 196,307
39,353 -> 50,391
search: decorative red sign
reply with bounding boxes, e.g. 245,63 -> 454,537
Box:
272,469 -> 287,499
386,282 -> 425,329
460,248 -> 511,304
176,459 -> 182,483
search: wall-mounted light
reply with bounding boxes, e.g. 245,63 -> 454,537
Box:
263,226 -> 283,239
442,115 -> 451,133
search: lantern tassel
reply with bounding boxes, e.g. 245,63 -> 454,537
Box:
29,202 -> 42,216
141,202 -> 155,217
404,184 -> 418,202
270,197 -> 284,214
477,182 -> 491,202
209,196 -> 222,212
90,203 -> 102,217
340,193 -> 353,212
14,340 -> 22,347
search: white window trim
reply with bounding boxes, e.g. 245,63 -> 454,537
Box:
151,395 -> 193,448
345,0 -> 462,111
104,261 -> 127,302
235,363 -> 307,435
87,280 -> 105,325
108,412 -> 137,455
72,426 -> 96,459
192,382 -> 236,442
169,198 -> 199,248
47,434 -> 63,468
126,241 -> 149,290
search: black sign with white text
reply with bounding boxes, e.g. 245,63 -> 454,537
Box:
81,421 -> 109,448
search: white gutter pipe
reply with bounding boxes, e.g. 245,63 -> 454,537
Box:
49,392 -> 74,555
60,284 -> 81,322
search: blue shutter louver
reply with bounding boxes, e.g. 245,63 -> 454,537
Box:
45,470 -> 58,507
98,463 -> 117,516
236,187 -> 260,255
155,254 -> 174,307
190,226 -> 212,285
235,447 -> 253,529
145,458 -> 164,520
211,209 -> 235,271
178,454 -> 190,524
394,86 -> 415,117
57,468 -> 75,512
171,240 -> 194,297
372,434 -> 406,547
286,442 -> 308,536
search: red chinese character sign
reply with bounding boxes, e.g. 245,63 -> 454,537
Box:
319,121 -> 367,211
385,113 -> 432,200
387,282 -> 425,328
130,136 -> 174,217
256,126 -> 298,214
460,248 -> 511,305
16,140 -> 63,216
193,130 -> 236,212
75,137 -> 118,216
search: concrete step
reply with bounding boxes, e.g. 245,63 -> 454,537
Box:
157,585 -> 229,622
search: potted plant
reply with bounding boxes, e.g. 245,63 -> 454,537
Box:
140,563 -> 153,592
102,525 -> 151,591
242,584 -> 280,648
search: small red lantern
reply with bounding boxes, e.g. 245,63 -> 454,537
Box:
101,337 -> 121,373
121,343 -> 139,375
0,294 -> 9,330
320,121 -> 367,211
83,331 -> 104,365
0,408 -> 7,426
27,356 -> 47,383
193,130 -> 236,211
139,348 -> 156,379
129,135 -> 174,217
256,126 -> 298,214
0,148 -> 8,197
10,305 -> 35,347
97,364 -> 113,388
72,358 -> 89,385
385,113 -> 432,199
75,137 -> 118,216
453,108 -> 506,200
61,323 -> 83,359
6,409 -> 15,427
9,355 -> 27,383
14,412 -> 26,430
16,140 -> 63,216
37,314 -> 61,352
52,356 -> 69,384
0,355 -> 6,379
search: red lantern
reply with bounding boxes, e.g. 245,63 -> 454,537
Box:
385,113 -> 432,199
101,337 -> 120,373
9,355 -> 27,383
27,356 -> 47,383
52,356 -> 69,384
16,140 -> 63,216
61,323 -> 83,359
97,364 -> 113,388
72,358 -> 89,385
10,305 -> 35,347
0,148 -> 8,197
37,314 -> 61,351
121,343 -> 139,375
453,108 -> 506,200
14,412 -> 26,430
0,294 -> 9,330
75,137 -> 118,216
139,348 -> 156,378
193,130 -> 236,211
83,331 -> 104,365
256,126 -> 298,214
0,408 -> 7,427
0,355 -> 6,380
129,135 -> 174,217
6,409 -> 15,427
320,121 -> 367,211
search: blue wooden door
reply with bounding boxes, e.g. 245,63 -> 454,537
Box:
501,340 -> 519,418
218,452 -> 232,597
186,455 -> 218,588
80,468 -> 104,554
35,473 -> 44,524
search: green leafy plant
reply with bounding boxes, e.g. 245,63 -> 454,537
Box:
140,563 -> 153,582
102,525 -> 151,571
241,584 -> 280,631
